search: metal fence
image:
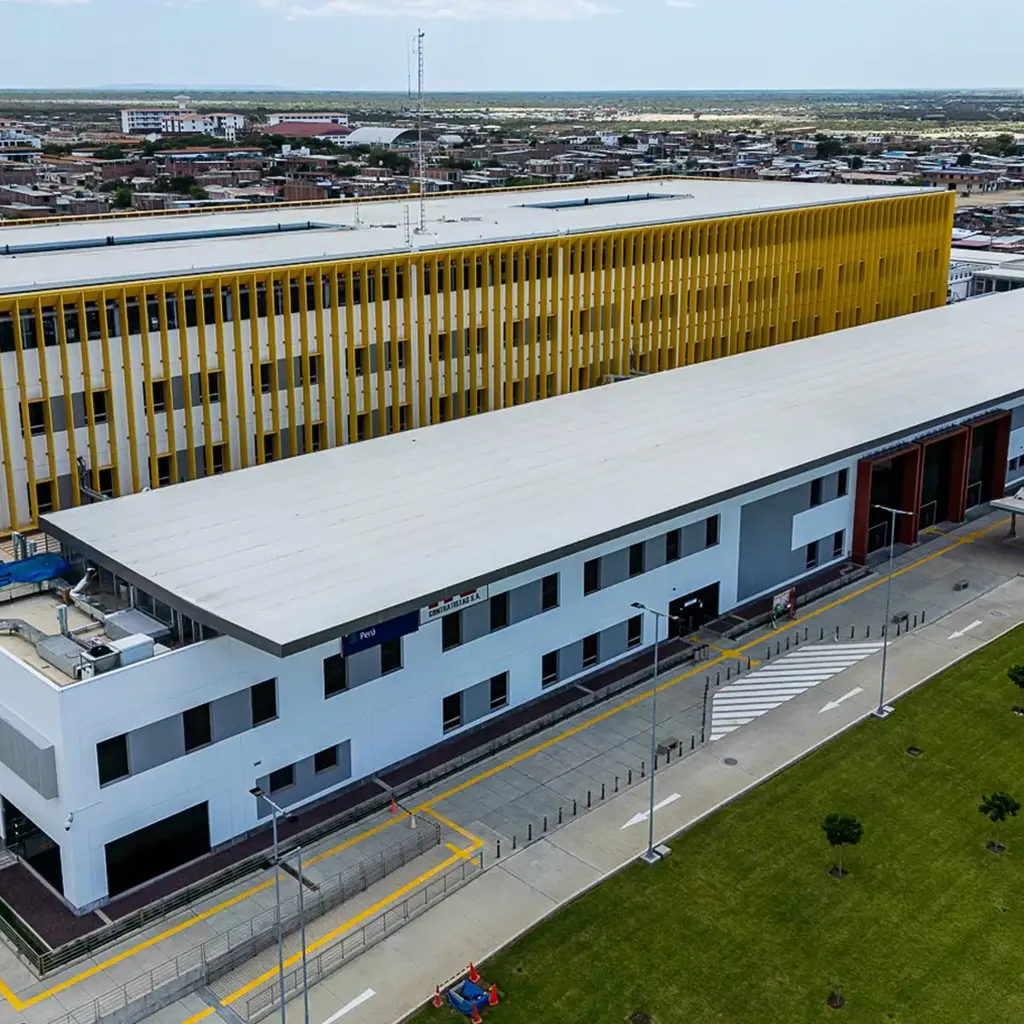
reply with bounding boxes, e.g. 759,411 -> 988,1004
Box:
44,823 -> 441,1024
244,852 -> 484,1023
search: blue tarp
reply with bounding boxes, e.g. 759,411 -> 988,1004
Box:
0,553 -> 69,589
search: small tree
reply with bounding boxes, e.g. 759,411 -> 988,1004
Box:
1007,665 -> 1024,712
849,155 -> 864,170
112,186 -> 132,210
979,792 -> 1020,852
822,813 -> 862,877
956,151 -> 972,167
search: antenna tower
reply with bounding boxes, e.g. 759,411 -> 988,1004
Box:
416,28 -> 426,233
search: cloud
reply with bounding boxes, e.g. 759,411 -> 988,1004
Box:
259,0 -> 615,19
0,0 -> 90,5
665,0 -> 696,7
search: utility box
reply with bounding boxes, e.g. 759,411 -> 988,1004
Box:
109,633 -> 155,667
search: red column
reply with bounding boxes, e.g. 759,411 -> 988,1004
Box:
851,459 -> 874,565
947,428 -> 971,523
989,412 -> 1012,499
898,446 -> 923,544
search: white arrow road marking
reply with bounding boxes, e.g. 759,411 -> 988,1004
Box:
322,989 -> 376,1024
710,643 -> 883,740
948,620 -> 982,640
621,793 -> 682,829
818,687 -> 865,713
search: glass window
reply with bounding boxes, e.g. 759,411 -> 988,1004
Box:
541,573 -> 559,611
183,703 -> 212,752
705,515 -> 720,548
206,370 -> 221,404
380,638 -> 402,675
314,746 -> 338,774
489,672 -> 509,711
268,764 -> 294,793
442,692 -> 462,733
582,634 -> 599,668
627,615 -> 642,649
628,543 -> 645,578
837,468 -> 849,498
324,653 -> 347,697
251,679 -> 277,726
583,558 -> 601,595
542,650 -> 559,686
97,735 -> 129,785
90,390 -> 109,424
810,478 -> 823,508
490,592 -> 509,631
806,541 -> 819,570
442,612 -> 462,651
833,530 -> 845,559
666,529 -> 681,563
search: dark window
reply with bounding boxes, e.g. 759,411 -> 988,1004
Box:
541,650 -> 559,687
206,371 -> 221,404
490,592 -> 509,631
34,480 -> 53,514
810,478 -> 823,508
833,530 -> 845,559
211,444 -> 226,475
155,455 -> 172,487
541,573 -> 559,611
354,349 -> 365,377
806,541 -> 819,570
489,672 -> 509,711
380,637 -> 402,675
260,363 -> 273,394
627,615 -> 642,649
97,735 -> 130,786
442,692 -> 462,733
324,653 -> 347,697
308,355 -> 321,386
251,679 -> 277,726
628,543 -> 645,578
442,612 -> 462,651
90,390 -> 109,424
268,765 -> 294,793
150,380 -> 166,412
837,468 -> 849,498
666,529 -> 681,563
263,433 -> 276,463
583,558 -> 601,595
183,703 -> 212,752
705,515 -> 720,548
314,745 -> 338,774
582,634 -> 600,668
97,467 -> 115,497
23,399 -> 46,437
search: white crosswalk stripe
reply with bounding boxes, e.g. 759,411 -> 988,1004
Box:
710,642 -> 883,741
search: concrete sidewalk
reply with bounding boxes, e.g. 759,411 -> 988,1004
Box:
240,554 -> 1024,1024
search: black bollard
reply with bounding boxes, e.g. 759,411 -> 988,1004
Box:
747,656 -> 751,669
804,627 -> 808,641
512,834 -> 517,850
543,815 -> 548,833
820,626 -> 824,640
528,823 -> 532,842
850,625 -> 854,639
587,789 -> 592,808
786,636 -> 790,650
601,783 -> 605,800
641,761 -> 646,778
866,624 -> 870,639
691,735 -> 695,750
913,614 -> 917,628
615,775 -> 619,793
727,666 -> 731,680
766,647 -> 771,661
558,806 -> 563,825
573,798 -> 577,816
628,768 -> 632,786
497,838 -> 501,858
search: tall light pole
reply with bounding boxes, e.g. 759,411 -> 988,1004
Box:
250,788 -> 311,1024
871,503 -> 915,719
631,601 -> 681,864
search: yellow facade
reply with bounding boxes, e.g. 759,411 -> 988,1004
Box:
0,189 -> 954,535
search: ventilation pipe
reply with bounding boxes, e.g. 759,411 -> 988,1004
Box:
56,605 -> 69,637
70,568 -> 96,601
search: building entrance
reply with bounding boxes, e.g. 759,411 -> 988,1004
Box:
669,582 -> 720,638
2,797 -> 63,895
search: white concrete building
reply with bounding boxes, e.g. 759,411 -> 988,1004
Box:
120,109 -> 245,140
266,113 -> 349,127
0,291 -> 1021,911
948,246 -> 1024,302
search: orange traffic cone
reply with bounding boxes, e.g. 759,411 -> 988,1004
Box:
470,1003 -> 483,1024
488,984 -> 499,1006
431,985 -> 443,1009
390,796 -> 398,815
468,962 -> 480,983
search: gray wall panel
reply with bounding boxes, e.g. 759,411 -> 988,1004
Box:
509,580 -> 542,626
645,536 -> 667,572
346,646 -> 381,688
56,474 -> 75,512
462,602 -> 491,644
170,375 -> 186,412
0,714 -> 58,800
681,521 -> 706,557
1013,406 -> 1024,431
601,548 -> 629,589
128,715 -> 185,774
189,372 -> 204,408
600,621 -> 629,662
49,396 -> 67,434
559,640 -> 584,681
70,392 -> 87,430
737,483 -> 810,602
211,689 -> 251,743
462,680 -> 492,726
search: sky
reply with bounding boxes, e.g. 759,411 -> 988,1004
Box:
1,0 -> 1022,92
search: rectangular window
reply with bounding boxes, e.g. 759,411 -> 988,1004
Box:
150,379 -> 167,412
353,349 -> 365,377
627,615 -> 642,649
837,468 -> 849,498
34,480 -> 54,514
810,478 -> 823,508
490,592 -> 509,631
442,612 -> 462,651
541,573 -> 559,611
628,543 -> 645,578
666,529 -> 681,563
90,390 -> 109,424
251,679 -> 277,726
314,745 -> 338,774
806,541 -> 819,570
205,370 -> 221,404
259,363 -> 274,394
583,558 -> 601,595
833,530 -> 845,559
310,423 -> 323,452
97,734 -> 130,786
442,692 -> 462,733
22,399 -> 47,438
541,650 -> 559,687
582,634 -> 599,668
97,467 -> 115,497
183,703 -> 212,752
323,653 -> 347,697
489,672 -> 509,711
262,433 -> 276,463
308,355 -> 321,386
155,454 -> 172,488
705,515 -> 720,548
211,443 -> 226,475
380,637 -> 402,675
268,764 -> 294,793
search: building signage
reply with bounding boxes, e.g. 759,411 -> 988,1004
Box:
342,610 -> 419,657
420,586 -> 489,624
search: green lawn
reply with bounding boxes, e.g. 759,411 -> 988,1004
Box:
414,626 -> 1024,1024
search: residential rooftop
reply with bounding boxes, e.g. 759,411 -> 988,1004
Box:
0,178 -> 932,295
42,288 -> 1024,659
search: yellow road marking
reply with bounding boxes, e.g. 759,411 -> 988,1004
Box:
695,636 -> 760,665
444,842 -> 479,862
8,516 -> 1011,1017
220,852 -> 465,1006
181,1008 -> 214,1024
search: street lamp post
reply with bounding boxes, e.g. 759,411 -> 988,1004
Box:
871,503 -> 915,719
631,601 -> 681,864
250,788 -> 310,1024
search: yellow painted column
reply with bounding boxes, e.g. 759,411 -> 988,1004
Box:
54,296 -> 81,505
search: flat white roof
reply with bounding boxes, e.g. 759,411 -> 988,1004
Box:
1,179 -> 931,296
43,289 -> 1024,658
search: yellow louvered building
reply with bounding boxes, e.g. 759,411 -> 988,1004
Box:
0,179 -> 953,534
